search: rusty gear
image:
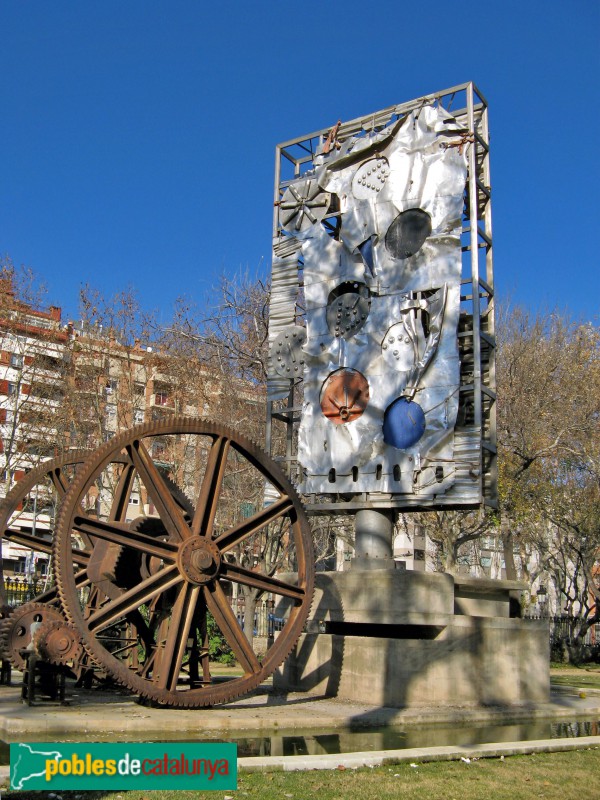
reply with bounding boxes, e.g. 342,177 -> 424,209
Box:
0,452 -> 201,685
33,619 -> 83,666
53,417 -> 314,708
0,602 -> 65,671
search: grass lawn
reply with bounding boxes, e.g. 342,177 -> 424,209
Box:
3,749 -> 599,800
550,663 -> 600,690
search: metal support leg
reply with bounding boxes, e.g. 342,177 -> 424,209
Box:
351,509 -> 397,570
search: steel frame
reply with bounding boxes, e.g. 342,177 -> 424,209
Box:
266,82 -> 496,512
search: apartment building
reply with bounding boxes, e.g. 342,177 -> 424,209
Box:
0,285 -> 179,575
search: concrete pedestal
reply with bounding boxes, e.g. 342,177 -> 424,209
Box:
275,571 -> 549,707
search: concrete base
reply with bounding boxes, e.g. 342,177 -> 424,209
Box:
275,570 -> 549,707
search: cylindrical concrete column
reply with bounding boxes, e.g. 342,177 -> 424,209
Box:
352,508 -> 396,570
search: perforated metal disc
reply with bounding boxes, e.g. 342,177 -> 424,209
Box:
326,282 -> 371,339
271,326 -> 307,378
381,321 -> 416,371
352,156 -> 390,200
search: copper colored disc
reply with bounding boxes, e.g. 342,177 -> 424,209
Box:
320,368 -> 369,425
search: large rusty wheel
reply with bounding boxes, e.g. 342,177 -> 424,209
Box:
0,452 -> 91,615
53,418 -> 314,708
0,453 -> 190,681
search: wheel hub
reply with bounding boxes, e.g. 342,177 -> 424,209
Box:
34,620 -> 82,665
177,536 -> 221,585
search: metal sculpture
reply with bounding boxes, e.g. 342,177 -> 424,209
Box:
267,82 -> 496,513
50,418 -> 314,707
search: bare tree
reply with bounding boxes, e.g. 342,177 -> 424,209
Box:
412,509 -> 497,575
494,308 -> 600,656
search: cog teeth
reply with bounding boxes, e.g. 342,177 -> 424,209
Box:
51,416 -> 315,708
33,619 -> 83,667
0,602 -> 66,671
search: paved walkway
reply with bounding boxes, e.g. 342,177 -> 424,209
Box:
0,679 -> 599,739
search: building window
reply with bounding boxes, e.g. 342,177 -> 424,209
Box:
106,379 -> 118,395
36,353 -> 62,370
155,391 -> 170,407
10,353 -> 23,369
133,409 -> 145,424
7,381 -> 17,396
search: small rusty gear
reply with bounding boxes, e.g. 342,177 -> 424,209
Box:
53,417 -> 315,708
33,619 -> 83,666
0,602 -> 65,671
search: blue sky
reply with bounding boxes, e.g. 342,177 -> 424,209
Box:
2,1 -> 598,323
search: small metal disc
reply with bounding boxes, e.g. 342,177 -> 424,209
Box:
270,326 -> 307,378
280,179 -> 332,234
381,321 -> 416,371
352,156 -> 390,200
326,282 -> 371,338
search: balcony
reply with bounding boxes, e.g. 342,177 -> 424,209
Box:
152,392 -> 175,409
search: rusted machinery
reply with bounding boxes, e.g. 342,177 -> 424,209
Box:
0,418 -> 315,707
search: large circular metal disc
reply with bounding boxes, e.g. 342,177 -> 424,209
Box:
320,368 -> 370,425
385,208 -> 432,259
383,397 -> 426,449
53,417 -> 314,708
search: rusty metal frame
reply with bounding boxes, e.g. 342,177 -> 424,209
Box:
266,82 -> 496,512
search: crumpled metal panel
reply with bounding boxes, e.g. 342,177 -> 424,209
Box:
270,104 -> 471,500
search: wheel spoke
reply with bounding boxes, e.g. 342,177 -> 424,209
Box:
213,495 -> 295,553
195,595 -> 211,684
203,581 -> 260,675
155,582 -> 200,691
72,515 -> 179,562
87,565 -> 182,632
191,434 -> 230,538
220,563 -> 305,602
109,462 -> 137,522
49,466 -> 72,497
2,529 -> 90,566
126,439 -> 190,541
2,529 -> 52,554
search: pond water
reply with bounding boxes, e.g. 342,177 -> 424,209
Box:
1,717 -> 598,764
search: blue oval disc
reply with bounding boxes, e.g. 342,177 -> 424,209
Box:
383,398 -> 426,449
